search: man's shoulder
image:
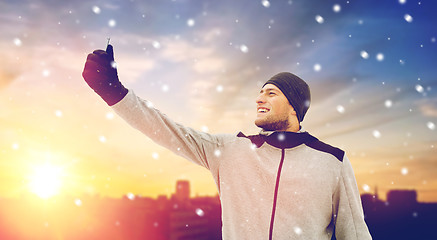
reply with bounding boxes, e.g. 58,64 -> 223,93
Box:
304,136 -> 345,162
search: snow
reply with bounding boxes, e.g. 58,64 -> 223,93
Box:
108,19 -> 116,27
42,69 -> 50,77
315,15 -> 324,24
360,51 -> 369,59
313,63 -> 322,72
127,192 -> 135,200
401,167 -> 408,175
201,125 -> 209,132
74,198 -> 82,206
13,38 -> 22,46
12,143 -> 19,150
376,53 -> 384,61
404,14 -> 413,23
195,208 -> 205,217
152,152 -> 159,159
106,112 -> 114,120
152,41 -> 161,49
216,85 -> 224,92
333,4 -> 341,13
92,6 -> 101,14
372,130 -> 381,139
261,0 -> 271,8
99,136 -> 107,143
384,100 -> 393,108
55,110 -> 63,117
293,226 -> 303,235
427,122 -> 435,130
415,84 -> 424,93
399,0 -> 407,4
161,84 -> 169,92
336,105 -> 345,114
240,44 -> 249,53
362,184 -> 370,192
214,149 -> 221,157
187,18 -> 195,27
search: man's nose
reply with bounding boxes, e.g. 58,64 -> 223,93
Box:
256,94 -> 265,104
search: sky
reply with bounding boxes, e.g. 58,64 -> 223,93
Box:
0,0 -> 436,202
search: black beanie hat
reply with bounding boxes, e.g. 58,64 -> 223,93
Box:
263,72 -> 311,122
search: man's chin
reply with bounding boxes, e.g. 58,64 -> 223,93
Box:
255,119 -> 289,132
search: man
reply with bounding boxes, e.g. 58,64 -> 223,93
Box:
82,44 -> 372,239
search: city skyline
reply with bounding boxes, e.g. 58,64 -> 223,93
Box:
2,180 -> 436,239
1,0 -> 437,202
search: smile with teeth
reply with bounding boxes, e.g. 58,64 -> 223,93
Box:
258,107 -> 270,113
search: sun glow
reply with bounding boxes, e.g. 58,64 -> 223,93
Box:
28,164 -> 63,199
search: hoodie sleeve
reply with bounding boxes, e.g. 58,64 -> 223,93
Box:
110,90 -> 227,174
332,155 -> 372,240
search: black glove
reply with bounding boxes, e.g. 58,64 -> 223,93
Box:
82,44 -> 128,106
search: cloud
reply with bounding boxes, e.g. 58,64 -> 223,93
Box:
419,99 -> 437,118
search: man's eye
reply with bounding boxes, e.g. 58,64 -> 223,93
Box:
269,92 -> 276,95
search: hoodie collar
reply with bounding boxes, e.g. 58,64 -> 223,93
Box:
237,127 -> 318,149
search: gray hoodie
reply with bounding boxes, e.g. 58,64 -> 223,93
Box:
112,90 -> 372,240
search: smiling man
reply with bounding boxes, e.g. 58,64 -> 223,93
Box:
82,45 -> 372,239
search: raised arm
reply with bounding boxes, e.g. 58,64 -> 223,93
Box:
81,45 -> 229,175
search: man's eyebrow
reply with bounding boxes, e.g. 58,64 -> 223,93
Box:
260,88 -> 280,93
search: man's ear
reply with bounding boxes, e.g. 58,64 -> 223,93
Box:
289,105 -> 297,116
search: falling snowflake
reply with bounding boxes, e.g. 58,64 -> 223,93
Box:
376,53 -> 384,61
332,4 -> 341,13
261,0 -> 271,8
92,6 -> 101,14
313,63 -> 322,72
99,136 -> 107,143
240,44 -> 249,53
427,122 -> 435,130
161,84 -> 169,92
216,85 -> 224,92
415,84 -> 424,93
187,18 -> 195,27
127,192 -> 135,200
384,100 -> 393,108
55,110 -> 63,117
201,125 -> 209,132
315,15 -> 324,24
404,14 -> 413,23
278,133 -> 285,141
152,41 -> 161,49
42,69 -> 50,77
152,152 -> 159,159
74,198 -> 82,206
360,51 -> 369,59
108,19 -> 116,27
399,0 -> 406,4
362,184 -> 370,192
336,105 -> 345,114
110,61 -> 117,69
214,149 -> 221,157
12,143 -> 19,150
195,208 -> 205,217
146,101 -> 154,108
13,38 -> 22,46
372,130 -> 381,138
293,226 -> 303,235
106,112 -> 114,119
401,167 -> 408,175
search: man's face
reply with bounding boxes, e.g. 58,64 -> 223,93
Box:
255,84 -> 297,131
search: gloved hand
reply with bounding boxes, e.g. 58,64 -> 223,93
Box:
82,44 -> 128,106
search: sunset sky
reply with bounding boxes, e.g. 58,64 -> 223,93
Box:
1,0 -> 436,202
